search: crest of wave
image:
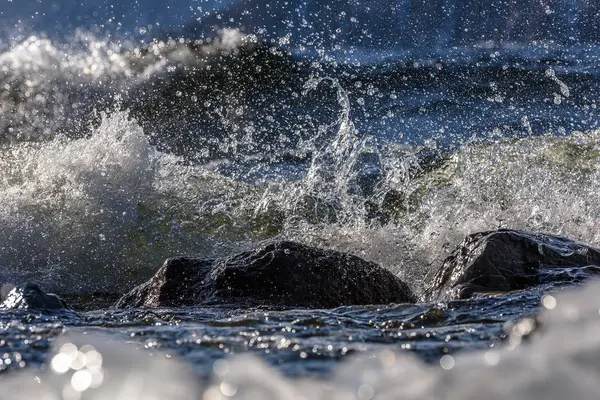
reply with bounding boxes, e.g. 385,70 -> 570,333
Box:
0,28 -> 254,141
0,110 -> 257,293
0,31 -> 131,140
0,30 -> 130,80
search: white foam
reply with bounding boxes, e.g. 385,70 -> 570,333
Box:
274,128 -> 600,289
0,30 -> 258,141
0,32 -> 132,140
0,110 -> 256,293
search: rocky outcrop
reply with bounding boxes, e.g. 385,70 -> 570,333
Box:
115,241 -> 416,309
423,229 -> 600,302
0,283 -> 70,311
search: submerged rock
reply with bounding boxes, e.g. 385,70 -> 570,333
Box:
115,241 -> 416,309
423,229 -> 600,302
0,283 -> 70,311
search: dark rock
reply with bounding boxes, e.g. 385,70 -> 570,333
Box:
0,283 -> 71,311
423,229 -> 600,302
115,241 -> 416,309
116,257 -> 214,308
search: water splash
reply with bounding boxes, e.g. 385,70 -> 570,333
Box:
1,69 -> 599,295
253,77 -> 373,225
2,98 -> 600,295
0,110 -> 269,293
268,127 -> 600,289
241,76 -> 600,288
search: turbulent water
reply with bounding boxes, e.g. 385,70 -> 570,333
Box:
1,0 -> 600,398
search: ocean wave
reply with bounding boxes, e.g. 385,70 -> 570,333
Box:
1,102 -> 599,295
0,110 -> 274,293
1,30 -> 598,156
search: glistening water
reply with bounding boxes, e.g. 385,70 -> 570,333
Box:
1,0 -> 600,398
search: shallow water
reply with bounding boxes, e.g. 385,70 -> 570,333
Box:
0,284 -> 546,379
0,280 -> 596,400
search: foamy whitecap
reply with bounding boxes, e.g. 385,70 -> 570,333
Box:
0,29 -> 265,142
0,32 -> 132,141
0,110 -> 262,293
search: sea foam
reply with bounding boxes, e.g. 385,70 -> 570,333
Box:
0,110 -> 259,293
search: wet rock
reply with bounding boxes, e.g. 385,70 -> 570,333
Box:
116,257 -> 214,309
0,283 -> 70,311
115,241 -> 416,309
423,229 -> 600,302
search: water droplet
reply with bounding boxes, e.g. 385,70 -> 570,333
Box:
440,354 -> 455,370
542,295 -> 557,310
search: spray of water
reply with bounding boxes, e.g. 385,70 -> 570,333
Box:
0,110 -> 270,293
1,54 -> 599,294
253,80 -> 600,290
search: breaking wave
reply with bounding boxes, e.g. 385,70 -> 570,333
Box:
1,95 -> 599,295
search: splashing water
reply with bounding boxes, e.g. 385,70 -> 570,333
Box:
254,77 -> 372,226
0,110 -> 272,293
2,1 -> 600,397
1,87 -> 600,294
251,81 -> 600,289
0,8 -> 597,297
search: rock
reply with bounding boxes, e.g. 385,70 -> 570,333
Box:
423,229 -> 600,302
115,241 -> 416,309
116,257 -> 214,308
1,283 -> 71,311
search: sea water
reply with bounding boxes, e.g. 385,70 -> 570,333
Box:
1,0 -> 600,398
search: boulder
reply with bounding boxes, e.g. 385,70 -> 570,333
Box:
1,283 -> 71,311
423,229 -> 600,302
115,241 -> 416,309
